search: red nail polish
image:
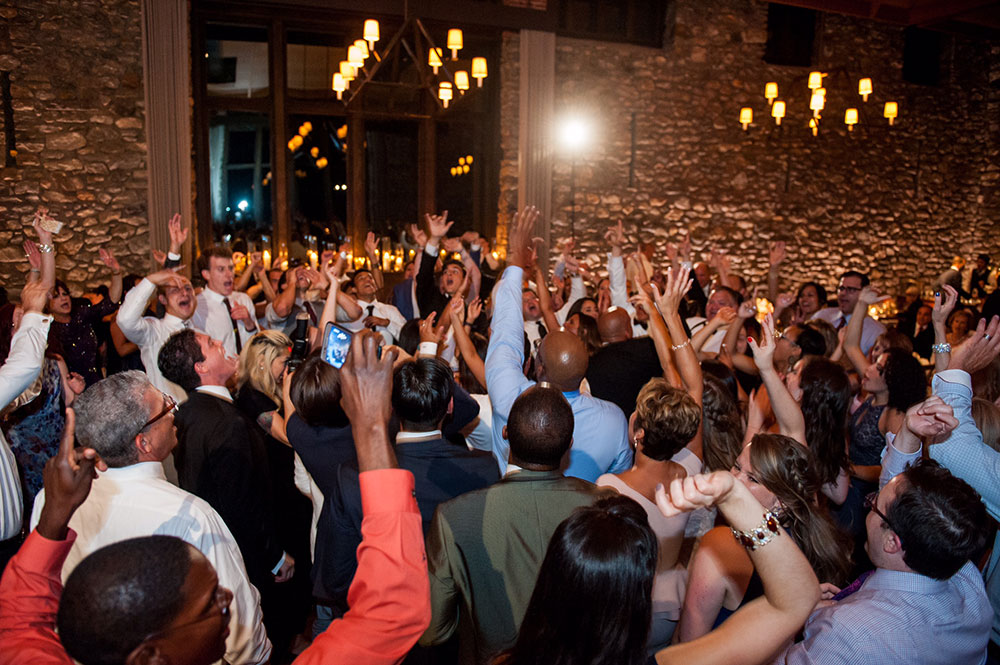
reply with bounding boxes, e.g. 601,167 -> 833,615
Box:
747,337 -> 754,344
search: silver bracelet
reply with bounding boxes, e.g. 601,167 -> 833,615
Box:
37,243 -> 54,254
671,338 -> 691,351
731,510 -> 782,551
932,342 -> 951,354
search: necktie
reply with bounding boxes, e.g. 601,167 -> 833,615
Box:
366,304 -> 376,328
222,297 -> 242,354
304,301 -> 318,326
836,316 -> 847,330
537,321 -> 547,338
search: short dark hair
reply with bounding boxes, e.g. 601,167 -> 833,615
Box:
504,495 -> 655,665
397,319 -> 421,356
289,354 -> 349,428
506,385 -> 574,467
839,270 -> 870,287
392,358 -> 453,430
882,348 -> 927,412
198,245 -> 233,275
797,281 -> 828,308
441,258 -> 467,275
795,325 -> 827,357
887,461 -> 989,579
58,536 -> 193,665
634,379 -> 700,462
158,329 -> 204,392
711,285 -> 743,306
353,268 -> 373,280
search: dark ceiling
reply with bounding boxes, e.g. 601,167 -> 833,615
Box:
770,0 -> 1000,38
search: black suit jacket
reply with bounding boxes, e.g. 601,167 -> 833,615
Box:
322,435 -> 499,611
415,248 -> 451,319
910,324 -> 935,359
586,336 -> 663,419
174,390 -> 283,588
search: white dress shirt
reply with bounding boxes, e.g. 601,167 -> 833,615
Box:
0,311 -> 50,540
337,298 -> 407,345
192,287 -> 257,357
609,254 -> 650,338
30,462 -> 272,665
811,307 -> 886,356
115,277 -> 190,403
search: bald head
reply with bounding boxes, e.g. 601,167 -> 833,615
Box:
598,308 -> 633,344
536,330 -> 588,392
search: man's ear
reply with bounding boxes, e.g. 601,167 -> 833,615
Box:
135,433 -> 150,456
201,268 -> 211,284
126,641 -> 168,665
883,529 -> 904,556
158,294 -> 168,307
501,425 -> 508,441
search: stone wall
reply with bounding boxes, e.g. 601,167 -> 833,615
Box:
499,0 -> 1000,296
0,0 -> 148,293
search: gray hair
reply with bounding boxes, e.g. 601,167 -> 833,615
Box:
73,371 -> 153,468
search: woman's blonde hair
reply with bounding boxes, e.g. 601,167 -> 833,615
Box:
972,398 -> 1000,453
237,330 -> 291,407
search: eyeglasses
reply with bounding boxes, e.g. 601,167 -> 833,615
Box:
138,393 -> 178,434
143,586 -> 231,642
837,285 -> 862,293
864,491 -> 899,536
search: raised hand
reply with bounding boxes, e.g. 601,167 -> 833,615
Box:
448,293 -> 466,326
652,265 -> 692,319
858,286 -> 889,307
775,292 -> 795,311
461,230 -> 479,246
768,240 -> 786,268
340,332 -> 399,471
147,269 -> 188,289
604,220 -> 626,253
904,396 -> 958,443
442,237 -> 463,254
737,298 -> 757,320
678,232 -> 692,263
98,247 -> 121,274
932,285 -> 958,326
949,315 -> 1000,374
466,296 -> 483,323
747,313 -> 777,373
324,253 -> 345,284
408,223 -> 428,248
713,306 -> 738,328
167,213 -> 188,253
152,249 -> 167,267
20,278 -> 51,313
31,209 -> 54,245
425,210 -> 453,241
320,249 -> 335,269
250,251 -> 265,274
419,311 -> 445,346
364,231 -> 379,258
508,206 -> 541,271
23,240 -> 41,272
654,470 -> 737,518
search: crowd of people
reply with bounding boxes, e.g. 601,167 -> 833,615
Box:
0,205 -> 999,665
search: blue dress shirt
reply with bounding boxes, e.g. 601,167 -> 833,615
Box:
484,265 -> 632,482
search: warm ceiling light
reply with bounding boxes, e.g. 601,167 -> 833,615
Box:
316,157 -> 328,169
764,82 -> 778,103
844,108 -> 858,131
858,77 -> 873,101
739,107 -> 752,130
447,29 -> 463,58
462,164 -> 470,173
455,70 -> 470,91
771,100 -> 785,125
807,71 -> 823,89
466,154 -> 473,163
363,19 -> 380,48
428,47 -> 443,74
332,73 -> 346,99
310,147 -> 319,158
439,81 -> 453,108
809,90 -> 825,117
459,157 -> 466,165
471,57 -> 487,87
354,39 -> 369,60
348,44 -> 364,68
340,60 -> 355,81
884,101 -> 898,125
809,117 -> 819,136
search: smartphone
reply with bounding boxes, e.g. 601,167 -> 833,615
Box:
321,322 -> 353,369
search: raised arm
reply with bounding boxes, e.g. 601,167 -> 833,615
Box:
312,256 -> 346,351
533,265 -> 561,335
767,241 -> 785,304
98,248 -> 124,303
747,315 -> 806,445
630,290 -> 678,384
363,232 -> 385,291
654,267 -> 702,406
28,211 -> 56,289
931,285 -> 958,374
843,287 -> 885,376
721,299 -> 759,376
654,472 -> 820,665
449,295 -> 486,389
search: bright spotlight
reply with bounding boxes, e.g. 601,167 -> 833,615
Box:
237,199 -> 249,211
558,116 -> 590,152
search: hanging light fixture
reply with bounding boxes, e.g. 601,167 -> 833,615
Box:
884,101 -> 898,125
340,61 -> 355,81
809,89 -> 825,118
428,47 -> 443,74
462,164 -> 470,173
316,157 -> 328,169
739,107 -> 753,130
439,81 -> 453,108
772,100 -> 785,125
332,73 -> 346,100
764,82 -> 778,104
447,29 -> 463,59
455,70 -> 470,92
471,57 -> 487,87
353,39 -> 369,60
807,71 -> 823,90
858,78 -> 872,102
466,155 -> 473,163
844,108 -> 858,131
809,117 -> 819,137
363,19 -> 380,50
310,147 -> 319,158
348,44 -> 364,68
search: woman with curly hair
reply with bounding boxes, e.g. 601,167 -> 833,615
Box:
675,433 -> 852,642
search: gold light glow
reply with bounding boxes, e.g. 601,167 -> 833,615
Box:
807,71 -> 823,90
771,100 -> 785,125
363,20 -> 380,48
439,81 -> 453,108
471,57 -> 487,87
844,108 -> 858,131
764,82 -> 778,103
858,77 -> 873,101
455,70 -> 470,91
340,61 -> 355,81
354,39 -> 369,60
428,48 -> 443,74
332,73 -> 346,99
884,101 -> 898,125
347,45 -> 364,68
447,29 -> 463,58
739,107 -> 752,130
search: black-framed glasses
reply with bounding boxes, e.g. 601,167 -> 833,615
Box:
838,284 -> 862,293
864,491 -> 897,535
138,393 -> 177,434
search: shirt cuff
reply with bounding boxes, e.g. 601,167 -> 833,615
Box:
424,244 -> 439,258
359,468 -> 418,515
934,369 -> 972,391
417,342 -> 438,357
23,528 -> 77,577
167,251 -> 181,261
19,311 -> 53,328
271,552 -> 287,575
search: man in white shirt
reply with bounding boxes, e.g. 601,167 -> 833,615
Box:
338,268 -> 407,345
116,268 -> 196,403
811,270 -> 886,356
686,286 -> 740,354
191,246 -> 257,356
264,262 -> 325,335
0,280 -> 52,551
30,371 -> 271,665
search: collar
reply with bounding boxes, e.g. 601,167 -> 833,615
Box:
395,430 -> 442,444
201,288 -> 231,304
860,566 -> 949,595
99,461 -> 168,481
195,385 -> 233,402
356,298 -> 381,307
162,312 -> 190,328
501,468 -> 565,482
562,390 -> 581,399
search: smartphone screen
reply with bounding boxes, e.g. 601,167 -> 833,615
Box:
321,322 -> 352,369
